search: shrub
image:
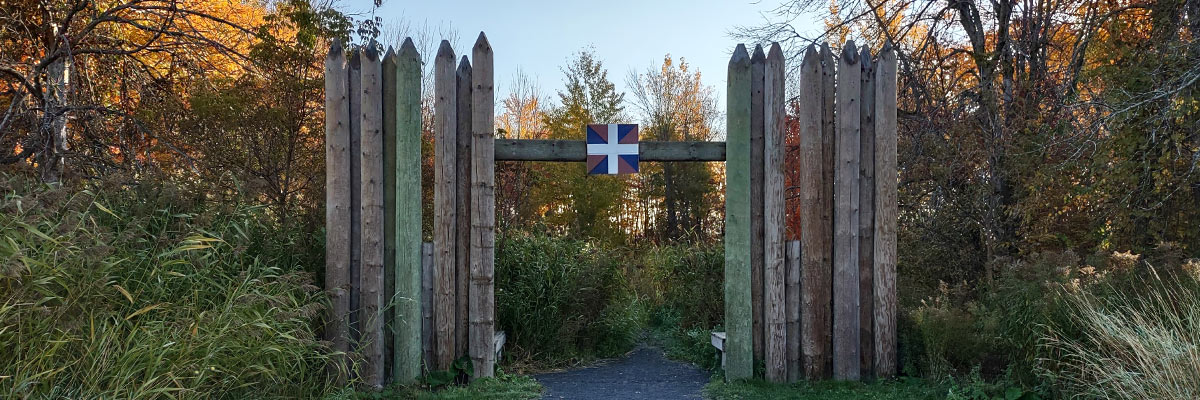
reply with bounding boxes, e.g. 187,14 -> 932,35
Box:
494,232 -> 641,369
0,175 -> 333,398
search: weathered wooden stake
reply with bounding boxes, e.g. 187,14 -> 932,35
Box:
785,240 -> 801,382
349,50 -> 363,349
393,38 -> 424,384
433,40 -> 458,370
359,42 -> 386,388
724,43 -> 754,381
324,42 -> 351,385
857,46 -> 876,380
800,44 -> 832,380
421,242 -> 434,369
455,55 -> 473,361
763,42 -> 788,383
469,32 -> 497,378
382,46 -> 397,384
833,40 -> 862,381
749,45 -> 766,364
873,44 -> 899,379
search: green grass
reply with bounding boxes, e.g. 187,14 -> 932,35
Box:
332,373 -> 542,400
705,378 -> 948,400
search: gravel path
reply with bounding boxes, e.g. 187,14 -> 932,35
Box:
533,344 -> 711,400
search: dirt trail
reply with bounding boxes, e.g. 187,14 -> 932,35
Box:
533,344 -> 711,399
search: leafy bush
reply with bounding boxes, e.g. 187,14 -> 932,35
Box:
0,175 -> 333,398
635,242 -> 724,330
494,232 -> 641,370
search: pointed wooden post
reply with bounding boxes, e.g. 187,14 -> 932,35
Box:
392,38 -> 424,384
725,44 -> 754,381
469,32 -> 497,379
349,50 -> 363,349
873,44 -> 899,379
833,40 -> 862,381
857,46 -> 876,380
383,46 -> 398,384
359,42 -> 386,388
455,55 -> 474,361
763,42 -> 788,383
433,40 -> 458,370
749,45 -> 766,364
800,44 -> 832,380
324,42 -> 351,385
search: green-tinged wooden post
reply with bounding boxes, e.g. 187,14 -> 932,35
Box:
764,42 -> 788,383
455,55 -> 473,361
833,40 -> 862,381
857,46 -> 876,380
469,32 -> 497,379
382,46 -> 397,384
725,44 -> 753,381
873,44 -> 899,379
359,42 -> 385,389
324,42 -> 351,385
392,38 -> 423,384
749,44 -> 765,364
800,44 -> 831,380
433,40 -> 458,370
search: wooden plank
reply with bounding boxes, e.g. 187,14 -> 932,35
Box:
421,242 -> 434,370
359,43 -> 386,388
857,46 -> 876,380
785,240 -> 801,382
800,44 -> 832,380
833,40 -> 862,381
382,46 -> 397,385
763,42 -> 788,383
393,38 -> 424,384
873,44 -> 899,379
724,44 -> 753,381
349,49 -> 362,350
455,55 -> 473,361
469,32 -> 497,379
433,40 -> 458,370
494,139 -> 725,162
323,42 -> 351,385
749,44 -> 765,364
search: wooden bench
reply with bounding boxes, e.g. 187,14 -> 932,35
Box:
711,331 -> 726,369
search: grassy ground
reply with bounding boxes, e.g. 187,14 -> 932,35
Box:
704,377 -> 947,400
332,373 -> 543,400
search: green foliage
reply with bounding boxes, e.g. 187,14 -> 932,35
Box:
704,377 -> 947,400
494,232 -> 642,370
0,174 -> 332,398
329,372 -> 542,400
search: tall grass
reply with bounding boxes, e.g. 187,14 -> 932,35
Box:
1040,268 -> 1200,399
0,175 -> 333,398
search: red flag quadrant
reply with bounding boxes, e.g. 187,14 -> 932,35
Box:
586,124 -> 639,174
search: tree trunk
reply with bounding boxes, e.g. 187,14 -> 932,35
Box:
40,47 -> 70,182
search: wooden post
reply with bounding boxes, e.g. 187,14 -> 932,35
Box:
324,42 -> 351,385
392,38 -> 424,384
857,46 -> 876,380
749,45 -> 765,364
833,41 -> 862,381
349,49 -> 362,349
724,44 -> 753,381
873,44 -> 899,379
800,44 -> 832,380
763,42 -> 788,383
421,242 -> 434,369
455,55 -> 473,361
359,43 -> 386,388
433,40 -> 458,370
469,32 -> 497,378
383,46 -> 397,384
785,240 -> 801,382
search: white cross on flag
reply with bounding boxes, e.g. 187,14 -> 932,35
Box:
586,124 -> 639,175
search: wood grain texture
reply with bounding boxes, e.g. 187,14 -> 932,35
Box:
800,44 -> 832,380
421,242 -> 434,369
432,40 -> 457,370
873,45 -> 899,379
455,55 -> 473,361
393,38 -> 424,384
349,50 -> 362,350
724,44 -> 753,381
857,47 -> 876,380
785,240 -> 801,382
469,32 -> 497,378
833,41 -> 862,381
763,43 -> 788,383
749,44 -> 765,364
358,43 -> 385,388
494,140 -> 724,161
323,43 -> 351,385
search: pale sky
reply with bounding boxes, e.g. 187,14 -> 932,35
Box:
350,0 -> 818,119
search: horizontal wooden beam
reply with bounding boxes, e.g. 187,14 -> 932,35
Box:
494,139 -> 726,162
